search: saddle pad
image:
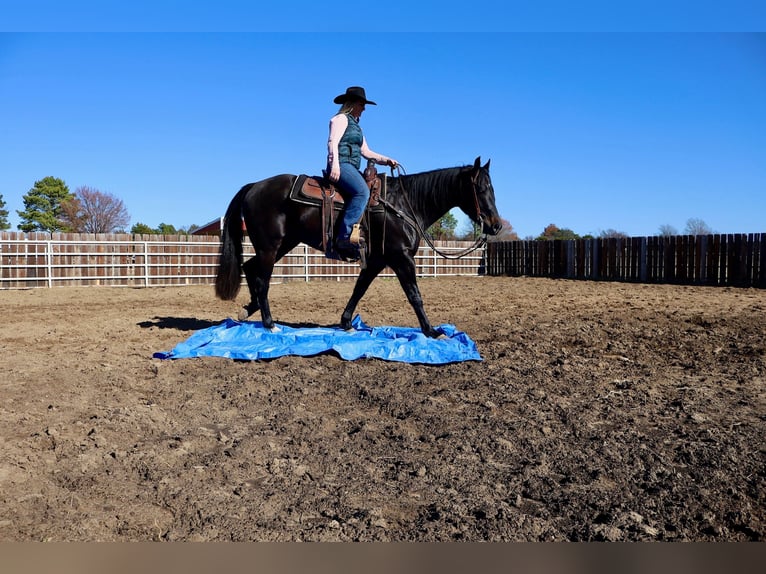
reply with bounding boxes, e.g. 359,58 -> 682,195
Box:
153,315 -> 482,364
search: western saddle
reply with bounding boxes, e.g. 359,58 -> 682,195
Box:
289,160 -> 386,259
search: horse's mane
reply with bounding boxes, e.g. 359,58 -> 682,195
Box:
395,166 -> 465,217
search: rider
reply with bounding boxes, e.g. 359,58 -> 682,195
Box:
327,86 -> 398,259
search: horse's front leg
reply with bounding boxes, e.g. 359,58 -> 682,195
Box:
392,256 -> 440,338
340,260 -> 386,330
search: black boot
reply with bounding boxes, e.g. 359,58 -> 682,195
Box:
335,237 -> 360,261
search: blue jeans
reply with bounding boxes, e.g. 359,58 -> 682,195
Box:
335,162 -> 369,240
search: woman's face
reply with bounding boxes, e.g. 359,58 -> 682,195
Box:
350,99 -> 366,118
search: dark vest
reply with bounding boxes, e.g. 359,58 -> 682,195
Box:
337,113 -> 363,169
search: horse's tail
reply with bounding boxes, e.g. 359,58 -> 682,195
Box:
214,184 -> 251,301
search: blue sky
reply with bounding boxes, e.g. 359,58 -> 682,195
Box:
1,4 -> 765,238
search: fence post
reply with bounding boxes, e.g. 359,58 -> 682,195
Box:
143,242 -> 150,287
46,240 -> 53,288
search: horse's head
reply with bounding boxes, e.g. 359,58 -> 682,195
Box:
460,157 -> 503,236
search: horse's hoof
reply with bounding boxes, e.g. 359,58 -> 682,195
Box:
237,306 -> 250,321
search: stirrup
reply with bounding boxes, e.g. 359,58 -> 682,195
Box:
349,223 -> 362,245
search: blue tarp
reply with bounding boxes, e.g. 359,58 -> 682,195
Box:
153,315 -> 481,364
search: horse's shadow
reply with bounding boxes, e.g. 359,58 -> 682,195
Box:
138,317 -> 219,331
138,316 -> 333,332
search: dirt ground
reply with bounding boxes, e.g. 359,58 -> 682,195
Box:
0,276 -> 764,541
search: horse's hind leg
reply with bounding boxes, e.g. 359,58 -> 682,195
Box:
241,250 -> 280,329
237,258 -> 261,321
340,259 -> 386,330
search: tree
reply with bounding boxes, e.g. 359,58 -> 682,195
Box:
59,186 -> 130,233
427,212 -> 458,240
457,217 -> 518,241
658,224 -> 678,237
488,218 -> 519,241
458,219 -> 481,240
684,218 -> 713,236
599,228 -> 628,239
536,223 -> 580,241
17,176 -> 72,232
0,194 -> 9,230
156,223 -> 179,235
130,222 -> 191,235
131,222 -> 156,235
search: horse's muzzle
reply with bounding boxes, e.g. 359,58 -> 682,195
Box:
482,219 -> 503,236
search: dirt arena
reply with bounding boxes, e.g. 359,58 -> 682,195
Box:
1,276 -> 764,541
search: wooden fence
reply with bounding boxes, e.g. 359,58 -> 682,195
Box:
486,234 -> 766,288
0,232 -> 484,289
5,232 -> 763,290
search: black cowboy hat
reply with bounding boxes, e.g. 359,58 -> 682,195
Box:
333,86 -> 377,105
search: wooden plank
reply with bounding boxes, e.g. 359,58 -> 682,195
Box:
566,240 -> 575,279
591,239 -> 600,280
535,241 -> 544,277
728,234 -> 739,286
738,233 -> 749,286
663,236 -> 675,283
609,238 -> 616,279
726,234 -> 737,286
708,234 -> 719,285
557,240 -> 565,278
656,236 -> 665,282
575,239 -> 585,278
524,241 -> 532,276
696,235 -> 707,284
759,233 -> 766,288
639,236 -> 648,282
676,235 -> 687,283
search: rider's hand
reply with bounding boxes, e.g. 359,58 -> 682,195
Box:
387,158 -> 398,169
330,164 -> 340,182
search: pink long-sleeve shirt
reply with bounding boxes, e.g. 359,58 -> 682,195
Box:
326,113 -> 391,180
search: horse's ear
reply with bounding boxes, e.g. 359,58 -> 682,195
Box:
483,159 -> 491,171
473,157 -> 481,170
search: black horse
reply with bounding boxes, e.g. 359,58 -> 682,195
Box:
215,156 -> 503,338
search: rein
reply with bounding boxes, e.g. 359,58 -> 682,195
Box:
379,165 -> 488,260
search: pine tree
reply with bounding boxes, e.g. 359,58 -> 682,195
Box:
17,177 -> 73,232
0,194 -> 10,230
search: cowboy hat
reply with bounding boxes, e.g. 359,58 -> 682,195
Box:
333,86 -> 377,105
